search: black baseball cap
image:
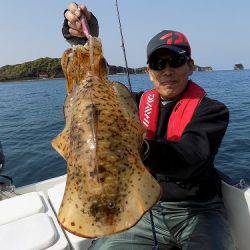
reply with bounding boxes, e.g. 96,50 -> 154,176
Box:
147,30 -> 191,62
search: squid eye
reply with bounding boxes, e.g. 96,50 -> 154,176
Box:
107,200 -> 115,209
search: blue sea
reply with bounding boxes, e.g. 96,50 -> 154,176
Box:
0,70 -> 249,187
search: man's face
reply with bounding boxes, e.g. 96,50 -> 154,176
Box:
147,49 -> 194,100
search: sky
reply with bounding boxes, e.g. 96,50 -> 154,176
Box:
0,0 -> 250,70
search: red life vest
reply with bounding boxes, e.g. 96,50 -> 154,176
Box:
139,81 -> 206,141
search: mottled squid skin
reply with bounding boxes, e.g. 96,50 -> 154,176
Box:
52,37 -> 161,238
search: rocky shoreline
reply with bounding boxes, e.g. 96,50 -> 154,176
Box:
0,57 -> 145,82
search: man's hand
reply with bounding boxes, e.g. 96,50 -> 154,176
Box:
64,3 -> 91,38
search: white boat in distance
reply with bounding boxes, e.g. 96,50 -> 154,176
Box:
0,174 -> 249,250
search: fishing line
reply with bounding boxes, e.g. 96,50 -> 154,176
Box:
114,0 -> 132,92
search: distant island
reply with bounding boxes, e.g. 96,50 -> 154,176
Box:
234,64 -> 244,70
0,57 -> 214,82
194,65 -> 213,72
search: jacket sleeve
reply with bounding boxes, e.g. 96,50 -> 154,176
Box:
144,98 -> 229,180
0,141 -> 5,169
132,91 -> 144,107
62,12 -> 99,46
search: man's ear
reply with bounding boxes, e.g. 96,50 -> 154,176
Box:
188,58 -> 194,75
147,65 -> 154,82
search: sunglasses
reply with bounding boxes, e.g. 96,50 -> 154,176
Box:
149,55 -> 190,70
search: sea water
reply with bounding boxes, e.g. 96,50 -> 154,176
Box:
0,70 -> 249,187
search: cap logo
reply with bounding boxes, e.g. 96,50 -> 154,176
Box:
160,32 -> 189,46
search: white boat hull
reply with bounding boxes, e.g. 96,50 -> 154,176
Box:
0,175 -> 249,250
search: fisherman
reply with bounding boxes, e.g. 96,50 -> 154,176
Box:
62,3 -> 235,249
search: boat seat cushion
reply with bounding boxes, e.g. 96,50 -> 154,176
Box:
0,192 -> 45,225
0,213 -> 57,250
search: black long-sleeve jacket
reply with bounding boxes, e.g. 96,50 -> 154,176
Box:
134,91 -> 229,201
62,15 -> 229,202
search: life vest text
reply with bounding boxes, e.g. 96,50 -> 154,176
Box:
143,94 -> 155,127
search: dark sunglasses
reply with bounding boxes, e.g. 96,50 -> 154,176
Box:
149,55 -> 190,70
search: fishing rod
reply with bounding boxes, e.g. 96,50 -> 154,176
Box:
114,1 -> 159,249
114,0 -> 132,92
